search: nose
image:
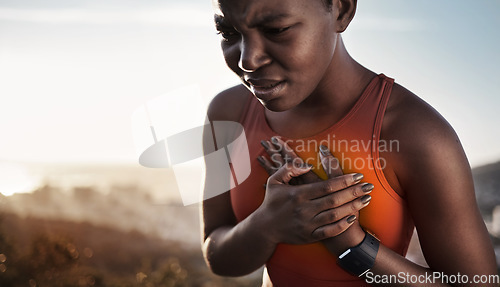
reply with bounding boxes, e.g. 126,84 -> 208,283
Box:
238,37 -> 271,72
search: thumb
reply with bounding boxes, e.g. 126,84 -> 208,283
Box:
268,161 -> 313,185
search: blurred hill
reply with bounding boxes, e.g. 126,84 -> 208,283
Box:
1,184 -> 201,248
0,212 -> 260,287
0,163 -> 262,286
472,161 -> 500,219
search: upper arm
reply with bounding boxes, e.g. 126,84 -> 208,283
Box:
201,85 -> 251,241
382,86 -> 497,278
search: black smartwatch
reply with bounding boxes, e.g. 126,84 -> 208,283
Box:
337,231 -> 380,277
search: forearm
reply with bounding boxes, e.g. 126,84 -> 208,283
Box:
202,208 -> 276,276
365,245 -> 451,287
368,243 -> 498,287
324,227 -> 497,287
329,236 -> 496,287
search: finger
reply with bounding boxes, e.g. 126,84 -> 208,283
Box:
261,139 -> 285,166
313,194 -> 372,226
268,161 -> 313,185
311,214 -> 357,240
319,145 -> 343,178
272,136 -> 299,164
296,173 -> 364,200
257,155 -> 278,176
313,182 -> 374,210
273,136 -> 319,183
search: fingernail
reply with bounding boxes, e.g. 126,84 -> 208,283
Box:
319,145 -> 331,157
361,195 -> 372,204
271,136 -> 279,145
353,173 -> 364,182
257,156 -> 265,165
260,140 -> 270,150
362,183 -> 374,193
346,215 -> 356,224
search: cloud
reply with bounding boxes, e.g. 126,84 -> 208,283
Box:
0,6 -> 214,27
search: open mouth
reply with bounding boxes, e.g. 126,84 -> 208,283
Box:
252,81 -> 283,89
250,81 -> 285,98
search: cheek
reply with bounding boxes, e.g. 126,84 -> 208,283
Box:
282,36 -> 335,80
279,26 -> 335,70
303,31 -> 336,67
222,43 -> 241,76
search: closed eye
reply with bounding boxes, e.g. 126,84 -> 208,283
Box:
263,26 -> 291,35
216,29 -> 240,41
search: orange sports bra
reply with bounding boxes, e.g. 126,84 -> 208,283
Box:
230,74 -> 414,286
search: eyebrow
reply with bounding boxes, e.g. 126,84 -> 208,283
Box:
248,13 -> 291,27
214,13 -> 291,29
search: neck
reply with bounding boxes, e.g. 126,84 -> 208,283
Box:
298,36 -> 373,114
266,35 -> 375,138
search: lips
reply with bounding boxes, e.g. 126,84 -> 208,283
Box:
244,78 -> 286,100
245,78 -> 282,88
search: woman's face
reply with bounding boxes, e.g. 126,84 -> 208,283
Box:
215,0 -> 340,111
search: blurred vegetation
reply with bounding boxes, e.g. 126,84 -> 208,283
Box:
0,212 -> 260,287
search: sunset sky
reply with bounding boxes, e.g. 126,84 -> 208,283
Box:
0,0 -> 499,167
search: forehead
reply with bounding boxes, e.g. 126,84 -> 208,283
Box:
214,0 -> 321,25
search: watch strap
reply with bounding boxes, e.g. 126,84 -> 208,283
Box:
337,232 -> 380,277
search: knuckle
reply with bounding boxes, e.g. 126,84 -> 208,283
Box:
341,176 -> 349,189
329,210 -> 339,222
323,181 -> 333,193
327,195 -> 339,208
289,190 -> 300,203
313,228 -> 325,240
328,223 -> 343,237
350,202 -> 359,212
351,186 -> 360,197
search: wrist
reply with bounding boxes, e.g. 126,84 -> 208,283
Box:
250,205 -> 280,246
323,224 -> 366,256
337,231 -> 380,277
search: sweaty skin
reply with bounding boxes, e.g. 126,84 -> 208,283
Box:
202,0 -> 497,285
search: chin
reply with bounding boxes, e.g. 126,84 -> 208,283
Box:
259,98 -> 292,112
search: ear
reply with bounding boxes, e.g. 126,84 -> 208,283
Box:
335,0 -> 357,33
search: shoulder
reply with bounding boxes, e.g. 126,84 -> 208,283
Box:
207,84 -> 253,122
381,82 -> 468,190
383,83 -> 459,149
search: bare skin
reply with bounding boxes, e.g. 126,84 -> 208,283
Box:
202,0 -> 498,285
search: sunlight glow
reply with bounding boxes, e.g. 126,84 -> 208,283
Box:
0,162 -> 41,196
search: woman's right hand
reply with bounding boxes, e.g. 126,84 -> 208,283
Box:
257,160 -> 369,245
